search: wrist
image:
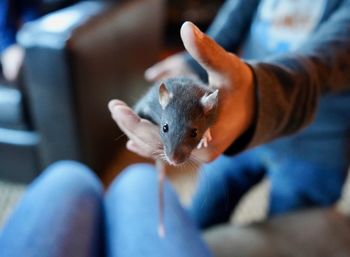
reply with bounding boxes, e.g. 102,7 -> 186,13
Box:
224,61 -> 258,155
231,57 -> 256,137
242,61 -> 257,133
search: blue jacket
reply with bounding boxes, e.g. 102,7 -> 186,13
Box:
186,0 -> 350,169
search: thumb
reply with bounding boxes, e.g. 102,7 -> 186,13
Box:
144,61 -> 169,82
180,22 -> 232,81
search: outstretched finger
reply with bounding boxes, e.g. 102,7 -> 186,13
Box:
180,21 -> 239,86
144,62 -> 169,82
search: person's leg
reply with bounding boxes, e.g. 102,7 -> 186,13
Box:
203,208 -> 350,257
188,148 -> 267,229
105,163 -> 213,257
0,160 -> 104,257
268,154 -> 348,215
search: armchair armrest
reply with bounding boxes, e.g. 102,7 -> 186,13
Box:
0,85 -> 26,129
17,0 -> 164,173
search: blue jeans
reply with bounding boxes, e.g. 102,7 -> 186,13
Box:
189,147 -> 348,229
0,161 -> 212,257
0,149 -> 346,256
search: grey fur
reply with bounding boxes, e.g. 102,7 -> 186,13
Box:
134,77 -> 219,163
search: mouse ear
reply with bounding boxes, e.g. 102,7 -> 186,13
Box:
159,82 -> 173,109
200,89 -> 219,114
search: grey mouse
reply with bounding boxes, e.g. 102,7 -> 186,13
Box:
134,77 -> 219,165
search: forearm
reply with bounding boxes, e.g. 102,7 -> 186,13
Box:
235,0 -> 350,149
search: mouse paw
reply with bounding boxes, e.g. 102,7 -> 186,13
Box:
204,128 -> 212,142
197,129 -> 212,149
197,139 -> 205,149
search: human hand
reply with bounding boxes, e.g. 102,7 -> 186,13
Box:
109,21 -> 255,162
144,52 -> 197,82
108,99 -> 162,158
1,44 -> 24,81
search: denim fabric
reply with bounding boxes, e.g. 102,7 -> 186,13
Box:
105,163 -> 212,257
0,161 -> 104,257
0,161 -> 212,257
189,147 -> 347,229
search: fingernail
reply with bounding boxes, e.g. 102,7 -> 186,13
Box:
126,140 -> 133,149
186,22 -> 202,40
108,99 -> 124,112
144,68 -> 154,80
192,24 -> 202,36
108,100 -> 118,111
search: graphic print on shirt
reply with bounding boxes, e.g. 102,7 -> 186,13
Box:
250,0 -> 326,54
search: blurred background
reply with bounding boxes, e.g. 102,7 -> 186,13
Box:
1,2 -> 350,254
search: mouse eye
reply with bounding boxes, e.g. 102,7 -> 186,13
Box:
190,128 -> 198,138
162,124 -> 169,133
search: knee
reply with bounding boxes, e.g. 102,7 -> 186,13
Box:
33,160 -> 103,203
106,163 -> 157,199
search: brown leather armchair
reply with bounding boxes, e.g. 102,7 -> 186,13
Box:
0,0 -> 164,182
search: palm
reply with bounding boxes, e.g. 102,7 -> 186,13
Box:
109,22 -> 254,162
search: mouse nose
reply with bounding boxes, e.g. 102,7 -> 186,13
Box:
169,151 -> 187,165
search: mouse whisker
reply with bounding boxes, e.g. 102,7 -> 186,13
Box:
151,145 -> 165,157
154,142 -> 164,151
189,154 -> 205,165
114,133 -> 127,142
154,151 -> 168,163
152,149 -> 162,155
187,159 -> 201,178
183,161 -> 192,169
210,144 -> 222,155
154,154 -> 166,162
